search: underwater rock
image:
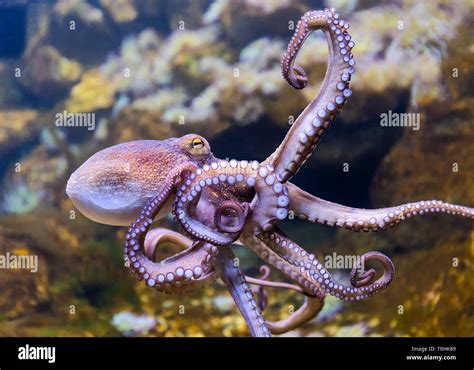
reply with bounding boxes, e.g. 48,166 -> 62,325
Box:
204,0 -> 306,48
312,1 -> 469,124
107,107 -> 182,145
1,146 -> 68,214
441,15 -> 474,100
18,45 -> 82,104
0,208 -> 140,334
0,110 -> 40,166
0,218 -> 50,319
0,62 -> 26,109
347,235 -> 474,336
100,27 -> 233,138
0,243 -> 49,320
49,0 -> 120,65
370,118 -> 473,250
166,0 -> 208,30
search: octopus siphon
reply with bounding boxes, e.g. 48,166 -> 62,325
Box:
66,8 -> 474,337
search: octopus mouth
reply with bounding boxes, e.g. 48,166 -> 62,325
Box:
214,200 -> 249,234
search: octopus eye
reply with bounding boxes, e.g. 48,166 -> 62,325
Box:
192,138 -> 204,149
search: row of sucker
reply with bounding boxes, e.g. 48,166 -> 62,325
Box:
124,165 -> 218,294
259,229 -> 394,301
241,232 -> 325,299
295,199 -> 474,231
272,7 -> 355,183
172,159 -> 290,245
214,246 -> 271,337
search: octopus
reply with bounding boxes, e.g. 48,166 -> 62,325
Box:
66,8 -> 474,337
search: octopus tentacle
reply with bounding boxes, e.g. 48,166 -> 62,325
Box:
288,182 -> 474,231
266,8 -> 355,182
144,227 -> 217,293
144,227 -> 194,259
240,231 -> 325,333
250,265 -> 270,311
213,245 -> 271,337
240,231 -> 325,299
245,275 -> 306,294
172,159 -> 289,245
266,295 -> 323,334
259,228 -> 395,301
124,166 -> 218,293
244,268 -> 324,334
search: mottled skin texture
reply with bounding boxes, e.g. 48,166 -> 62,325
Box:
67,8 -> 474,337
67,135 -> 215,226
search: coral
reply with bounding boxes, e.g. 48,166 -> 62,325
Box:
99,0 -> 137,24
19,45 -> 82,103
100,29 -> 289,138
65,69 -> 115,113
0,180 -> 40,215
2,146 -> 69,213
0,110 -> 40,163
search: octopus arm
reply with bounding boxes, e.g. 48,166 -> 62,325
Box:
287,182 -> 474,231
266,8 -> 355,183
213,246 -> 271,337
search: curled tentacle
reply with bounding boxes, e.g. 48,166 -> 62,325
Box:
142,228 -> 218,293
286,63 -> 308,90
144,227 -> 194,260
259,228 -> 395,301
213,245 -> 271,337
287,182 -> 474,231
214,200 -> 249,234
172,159 -> 289,245
245,271 -> 323,334
266,295 -> 323,334
268,7 -> 355,182
143,228 -> 218,289
351,268 -> 375,287
124,166 -> 218,294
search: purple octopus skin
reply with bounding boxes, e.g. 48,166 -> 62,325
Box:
66,8 -> 474,337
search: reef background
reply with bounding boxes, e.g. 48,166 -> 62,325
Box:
0,0 -> 472,337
